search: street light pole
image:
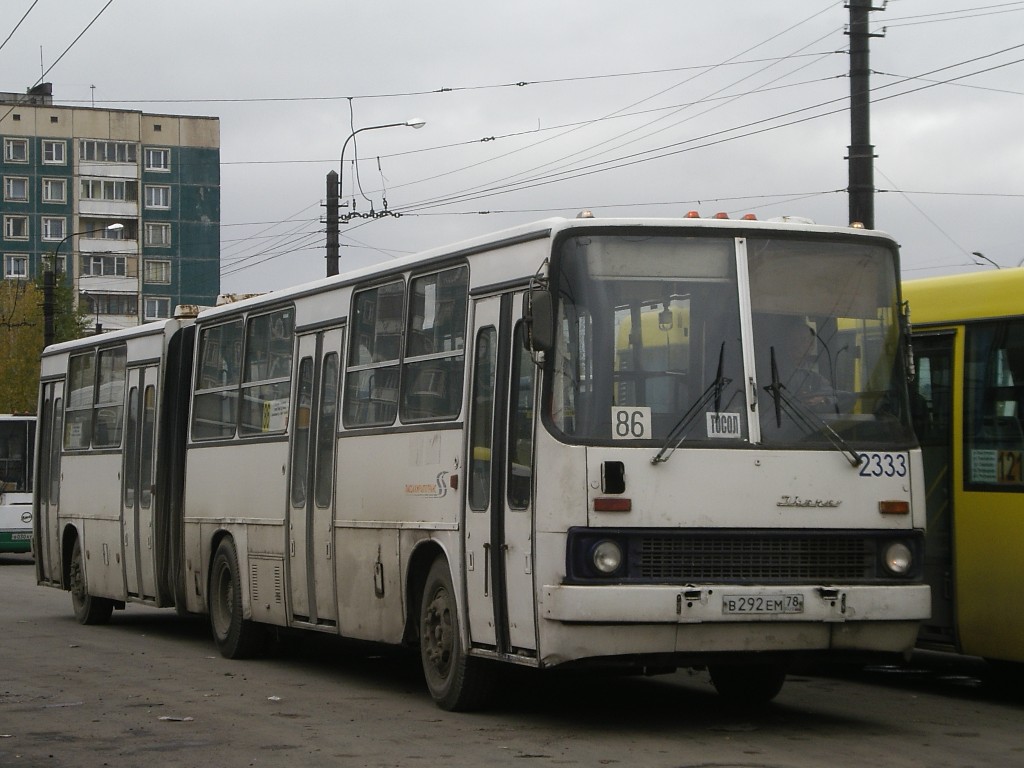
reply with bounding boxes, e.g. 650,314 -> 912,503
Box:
43,223 -> 125,346
326,118 -> 426,277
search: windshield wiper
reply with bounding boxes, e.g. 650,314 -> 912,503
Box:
652,342 -> 731,465
764,346 -> 863,468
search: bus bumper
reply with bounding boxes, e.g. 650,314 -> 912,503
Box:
539,583 -> 930,663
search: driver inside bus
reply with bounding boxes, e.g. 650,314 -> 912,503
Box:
775,316 -> 833,408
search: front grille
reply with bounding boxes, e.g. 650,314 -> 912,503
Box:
566,527 -> 924,584
636,534 -> 875,582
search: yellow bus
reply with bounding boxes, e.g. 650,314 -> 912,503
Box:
904,268 -> 1024,669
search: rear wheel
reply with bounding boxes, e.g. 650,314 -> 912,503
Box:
419,557 -> 494,711
209,538 -> 264,659
69,538 -> 114,625
709,662 -> 787,705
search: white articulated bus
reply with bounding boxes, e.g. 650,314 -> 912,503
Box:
1,414 -> 35,554
35,215 -> 930,709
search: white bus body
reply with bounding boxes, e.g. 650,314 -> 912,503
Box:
1,414 -> 35,553
36,216 -> 929,709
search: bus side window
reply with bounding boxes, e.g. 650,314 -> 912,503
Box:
401,266 -> 468,422
94,346 -> 127,448
240,308 -> 293,435
965,319 -> 1024,485
192,319 -> 244,440
344,280 -> 405,428
65,351 -> 95,450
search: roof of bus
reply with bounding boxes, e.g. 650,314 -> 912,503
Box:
40,316 -> 191,358
195,215 -> 899,322
903,267 -> 1024,325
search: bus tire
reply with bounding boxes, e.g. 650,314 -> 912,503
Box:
69,538 -> 114,626
209,538 -> 263,659
708,662 -> 786,705
419,557 -> 493,711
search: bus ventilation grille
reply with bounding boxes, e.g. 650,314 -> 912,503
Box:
638,534 -> 876,582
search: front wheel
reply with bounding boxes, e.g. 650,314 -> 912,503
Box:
69,538 -> 114,625
419,557 -> 494,711
709,662 -> 787,705
208,538 -> 264,659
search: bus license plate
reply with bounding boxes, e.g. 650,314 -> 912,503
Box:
722,594 -> 804,615
11,532 -> 32,540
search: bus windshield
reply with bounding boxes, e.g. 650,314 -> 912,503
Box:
548,232 -> 914,448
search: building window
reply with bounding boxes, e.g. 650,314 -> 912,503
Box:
144,185 -> 171,209
4,177 -> 29,202
144,297 -> 171,320
4,254 -> 29,279
81,219 -> 130,239
3,215 -> 29,240
81,254 -> 127,277
145,222 -> 171,247
80,178 -> 137,202
42,178 -> 67,203
4,138 -> 28,163
144,259 -> 171,284
42,140 -> 66,164
145,148 -> 170,171
42,217 -> 66,241
79,140 -> 137,164
80,292 -> 138,316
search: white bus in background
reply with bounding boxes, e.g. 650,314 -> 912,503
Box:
1,414 -> 35,554
35,214 -> 930,710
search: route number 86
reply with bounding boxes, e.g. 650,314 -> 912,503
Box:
611,407 -> 651,440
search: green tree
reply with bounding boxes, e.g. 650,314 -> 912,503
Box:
0,276 -> 87,413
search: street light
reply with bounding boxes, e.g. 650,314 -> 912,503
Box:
43,223 -> 125,346
326,118 -> 426,277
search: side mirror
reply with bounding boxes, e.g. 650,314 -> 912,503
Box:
524,287 -> 554,355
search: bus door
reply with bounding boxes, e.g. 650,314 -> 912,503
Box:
121,366 -> 159,600
36,380 -> 64,585
464,293 -> 538,656
287,328 -> 343,627
911,331 -> 956,646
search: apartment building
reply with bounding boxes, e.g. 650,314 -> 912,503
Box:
1,84 -> 219,331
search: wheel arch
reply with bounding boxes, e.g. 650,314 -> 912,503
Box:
403,539 -> 448,645
206,529 -> 242,613
60,522 -> 82,589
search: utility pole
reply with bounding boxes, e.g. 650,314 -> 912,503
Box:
326,170 -> 339,277
846,0 -> 884,230
43,269 -> 55,347
325,119 -> 426,277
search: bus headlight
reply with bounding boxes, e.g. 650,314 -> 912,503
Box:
883,541 -> 913,576
591,540 -> 623,575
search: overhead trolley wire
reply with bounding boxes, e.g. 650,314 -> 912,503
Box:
0,0 -> 116,124
0,0 -> 40,54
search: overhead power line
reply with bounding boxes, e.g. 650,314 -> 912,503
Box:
389,43 -> 1024,215
0,0 -> 40,54
53,52 -> 845,106
0,0 -> 116,125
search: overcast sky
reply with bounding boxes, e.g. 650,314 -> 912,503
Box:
3,0 -> 1022,293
